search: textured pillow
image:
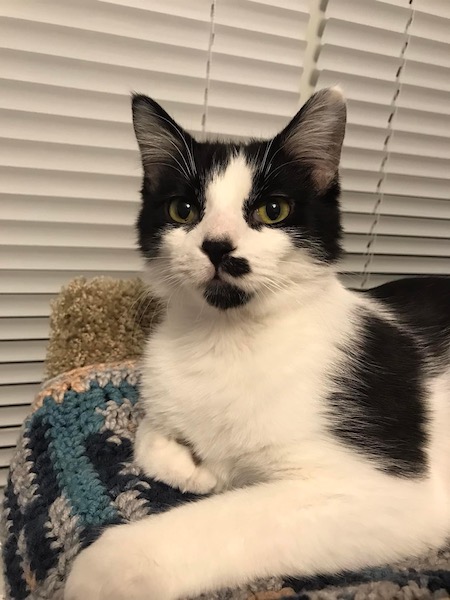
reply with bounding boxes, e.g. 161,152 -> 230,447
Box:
44,277 -> 161,380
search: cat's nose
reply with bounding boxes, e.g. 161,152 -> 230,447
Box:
201,239 -> 235,267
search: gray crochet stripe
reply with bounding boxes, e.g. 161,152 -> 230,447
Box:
9,427 -> 39,511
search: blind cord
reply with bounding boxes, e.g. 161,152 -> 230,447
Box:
360,0 -> 415,289
201,0 -> 217,138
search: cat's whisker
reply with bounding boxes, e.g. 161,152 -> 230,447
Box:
164,284 -> 183,313
162,135 -> 193,179
134,295 -> 155,328
263,143 -> 287,175
259,137 -> 274,176
144,252 -> 174,261
140,161 -> 192,182
265,160 -> 299,180
130,287 -> 155,321
155,147 -> 190,181
154,113 -> 197,177
194,300 -> 207,323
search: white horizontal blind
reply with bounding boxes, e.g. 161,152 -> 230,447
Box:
205,0 -> 310,138
0,0 -> 310,482
318,0 -> 450,288
368,0 -> 450,284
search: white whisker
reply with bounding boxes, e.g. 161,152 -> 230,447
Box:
140,161 -> 191,181
154,114 -> 197,177
259,138 -> 274,176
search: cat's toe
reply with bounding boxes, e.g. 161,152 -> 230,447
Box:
182,465 -> 218,494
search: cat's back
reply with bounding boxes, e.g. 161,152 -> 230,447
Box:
361,277 -> 450,364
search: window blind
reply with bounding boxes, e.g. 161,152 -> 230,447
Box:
0,0 -> 449,486
317,0 -> 450,289
205,0 -> 310,138
0,0 -> 310,486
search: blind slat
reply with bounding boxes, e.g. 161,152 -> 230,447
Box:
0,384 -> 40,407
0,167 -> 138,200
0,428 -> 21,449
0,318 -> 49,341
341,192 -> 450,219
0,341 -> 47,363
343,214 -> 450,238
0,271 -> 140,294
1,221 -> 136,249
369,255 -> 450,274
0,447 -> 15,469
0,295 -> 54,318
1,195 -> 138,226
0,405 -> 33,426
0,247 -> 142,272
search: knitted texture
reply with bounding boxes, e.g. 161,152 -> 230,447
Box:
45,277 -> 162,380
2,362 -> 450,600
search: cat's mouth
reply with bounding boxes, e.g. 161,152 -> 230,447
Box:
203,278 -> 253,311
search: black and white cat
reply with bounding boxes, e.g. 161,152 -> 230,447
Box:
65,88 -> 450,600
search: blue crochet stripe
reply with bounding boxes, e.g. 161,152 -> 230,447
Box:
30,381 -> 138,527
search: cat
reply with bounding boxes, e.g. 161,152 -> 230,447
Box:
65,87 -> 450,600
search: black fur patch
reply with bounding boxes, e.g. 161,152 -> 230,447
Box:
201,239 -> 234,267
329,312 -> 429,478
241,142 -> 342,263
204,280 -> 252,310
362,277 -> 450,366
221,256 -> 251,278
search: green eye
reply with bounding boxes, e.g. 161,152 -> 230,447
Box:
255,199 -> 291,225
168,199 -> 198,224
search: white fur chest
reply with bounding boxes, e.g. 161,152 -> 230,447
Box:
140,292 -> 354,480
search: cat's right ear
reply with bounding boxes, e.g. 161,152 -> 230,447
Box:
276,87 -> 347,192
132,94 -> 194,185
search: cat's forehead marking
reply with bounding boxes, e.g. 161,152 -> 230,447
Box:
205,151 -> 253,213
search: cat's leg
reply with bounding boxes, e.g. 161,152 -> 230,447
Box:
134,418 -> 217,494
64,474 -> 448,600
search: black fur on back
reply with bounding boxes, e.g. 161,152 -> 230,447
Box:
330,276 -> 450,478
329,311 -> 429,478
363,277 -> 450,365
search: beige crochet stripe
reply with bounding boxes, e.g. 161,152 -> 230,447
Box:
33,360 -> 139,410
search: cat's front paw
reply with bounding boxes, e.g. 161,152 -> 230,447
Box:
64,525 -> 173,600
182,463 -> 218,494
134,423 -> 217,494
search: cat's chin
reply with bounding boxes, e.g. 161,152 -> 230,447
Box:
203,279 -> 253,311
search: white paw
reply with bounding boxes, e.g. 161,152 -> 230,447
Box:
134,424 -> 217,495
64,525 -> 173,600
182,464 -> 218,494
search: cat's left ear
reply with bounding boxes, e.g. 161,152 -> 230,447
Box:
276,86 -> 347,191
132,94 -> 194,186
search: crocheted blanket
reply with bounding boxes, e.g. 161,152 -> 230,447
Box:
2,362 -> 450,600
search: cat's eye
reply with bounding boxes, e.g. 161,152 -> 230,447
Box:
255,199 -> 291,225
168,199 -> 199,225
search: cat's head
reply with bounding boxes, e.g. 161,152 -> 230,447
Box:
132,87 -> 346,313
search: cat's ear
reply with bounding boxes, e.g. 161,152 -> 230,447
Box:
277,87 -> 346,191
132,94 -> 194,184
